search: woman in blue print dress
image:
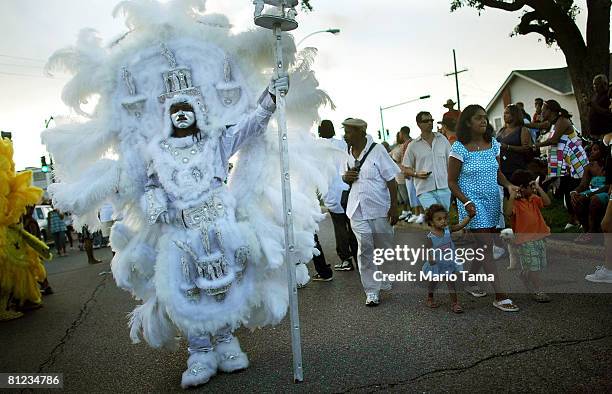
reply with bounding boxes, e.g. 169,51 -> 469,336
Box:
448,105 -> 520,312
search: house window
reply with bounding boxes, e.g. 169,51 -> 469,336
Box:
493,117 -> 503,132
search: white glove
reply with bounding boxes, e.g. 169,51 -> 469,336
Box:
268,72 -> 290,96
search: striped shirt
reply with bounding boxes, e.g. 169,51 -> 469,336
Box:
346,135 -> 400,220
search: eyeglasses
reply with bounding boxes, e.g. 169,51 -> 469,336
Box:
419,119 -> 434,123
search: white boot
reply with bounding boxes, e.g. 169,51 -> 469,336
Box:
181,334 -> 217,389
181,350 -> 217,388
215,335 -> 249,373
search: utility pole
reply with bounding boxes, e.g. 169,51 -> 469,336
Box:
444,49 -> 467,111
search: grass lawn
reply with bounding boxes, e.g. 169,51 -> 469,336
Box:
541,194 -> 578,233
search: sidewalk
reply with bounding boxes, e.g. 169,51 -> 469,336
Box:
397,221 -> 605,261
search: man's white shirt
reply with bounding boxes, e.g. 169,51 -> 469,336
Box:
322,138 -> 350,214
402,132 -> 450,196
345,135 -> 399,220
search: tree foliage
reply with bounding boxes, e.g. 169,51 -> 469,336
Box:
449,0 -> 611,135
450,0 -> 582,45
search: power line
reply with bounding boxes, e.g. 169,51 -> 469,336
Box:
0,54 -> 46,63
0,62 -> 44,69
0,71 -> 66,80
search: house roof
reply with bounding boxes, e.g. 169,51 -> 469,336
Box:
485,68 -> 572,111
515,67 -> 574,95
486,54 -> 612,111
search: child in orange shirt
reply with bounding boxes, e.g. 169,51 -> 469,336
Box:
505,170 -> 552,303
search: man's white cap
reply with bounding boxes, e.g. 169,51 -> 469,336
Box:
342,118 -> 367,130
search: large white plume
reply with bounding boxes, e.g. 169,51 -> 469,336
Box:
42,0 -> 340,348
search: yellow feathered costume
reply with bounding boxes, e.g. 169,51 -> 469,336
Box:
0,138 -> 49,314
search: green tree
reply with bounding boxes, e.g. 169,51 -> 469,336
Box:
451,0 -> 611,136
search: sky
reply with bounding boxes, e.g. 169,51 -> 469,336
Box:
0,0 -> 601,170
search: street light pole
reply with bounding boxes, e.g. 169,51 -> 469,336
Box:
379,95 -> 431,142
379,106 -> 386,142
296,28 -> 340,46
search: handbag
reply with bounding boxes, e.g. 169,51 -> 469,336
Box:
340,143 -> 377,211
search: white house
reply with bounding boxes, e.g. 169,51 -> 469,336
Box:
486,66 -> 580,132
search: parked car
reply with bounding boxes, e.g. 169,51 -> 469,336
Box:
33,205 -> 53,243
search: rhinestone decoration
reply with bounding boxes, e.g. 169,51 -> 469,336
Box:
234,246 -> 250,280
180,197 -> 226,229
189,363 -> 207,376
214,224 -> 224,250
160,139 -> 206,167
181,256 -> 191,282
192,168 -> 202,182
185,287 -> 200,302
200,226 -> 211,254
145,189 -> 166,225
173,239 -> 232,300
222,352 -> 239,361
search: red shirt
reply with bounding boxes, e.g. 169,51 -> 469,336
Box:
511,195 -> 550,244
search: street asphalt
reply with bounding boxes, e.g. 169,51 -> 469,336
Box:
1,215 -> 611,393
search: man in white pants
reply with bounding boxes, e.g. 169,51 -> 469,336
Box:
342,118 -> 399,306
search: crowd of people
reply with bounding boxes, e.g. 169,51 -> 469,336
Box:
5,73 -> 612,322
310,72 -> 612,312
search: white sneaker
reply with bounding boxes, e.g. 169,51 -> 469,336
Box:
493,245 -> 506,260
564,223 -> 578,230
414,214 -> 425,225
585,266 -> 612,283
398,211 -> 410,220
365,292 -> 380,306
406,214 -> 418,223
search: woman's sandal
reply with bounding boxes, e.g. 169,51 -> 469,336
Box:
451,302 -> 464,314
425,298 -> 440,308
493,298 -> 520,312
533,292 -> 551,303
574,233 -> 593,244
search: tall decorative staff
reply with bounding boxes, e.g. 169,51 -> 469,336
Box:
253,0 -> 303,383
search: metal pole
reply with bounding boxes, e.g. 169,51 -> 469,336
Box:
379,106 -> 386,142
273,24 -> 304,383
453,49 -> 460,111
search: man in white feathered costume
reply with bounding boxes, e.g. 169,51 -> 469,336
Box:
42,0 -> 336,388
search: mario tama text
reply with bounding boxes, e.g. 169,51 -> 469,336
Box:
374,271 -> 495,283
372,245 -> 486,266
